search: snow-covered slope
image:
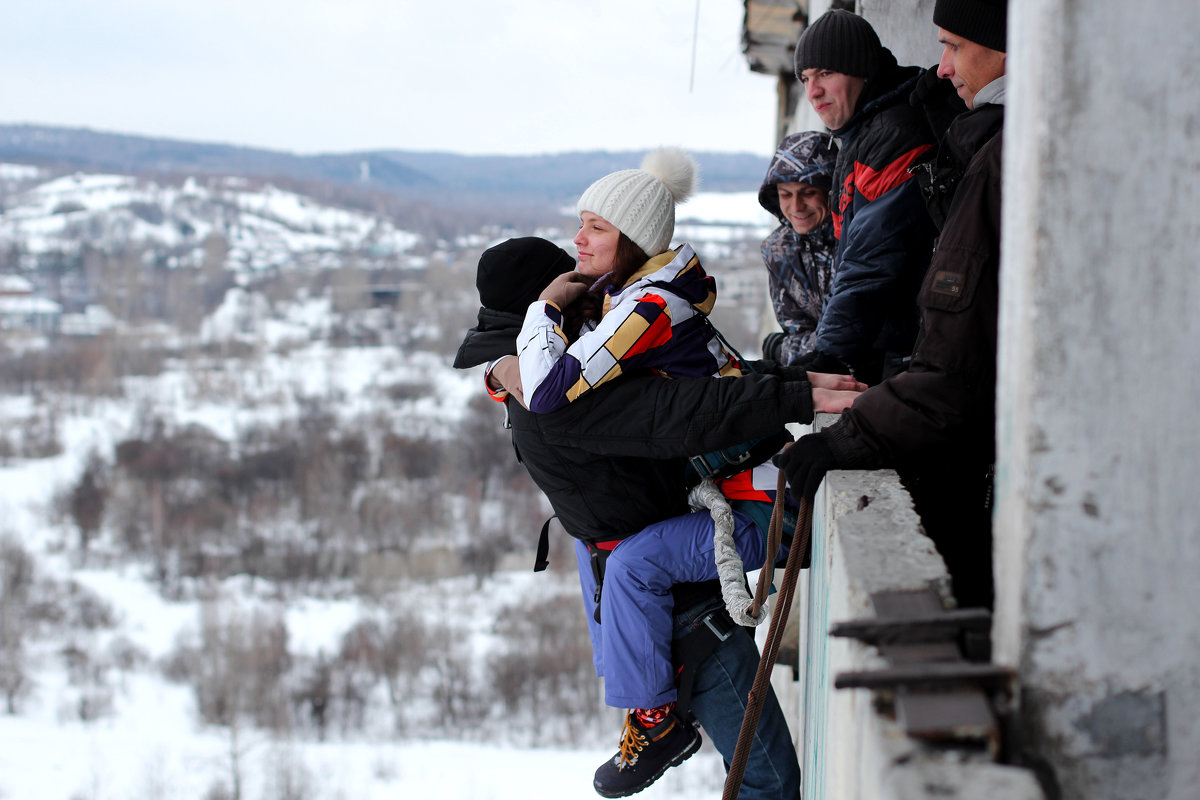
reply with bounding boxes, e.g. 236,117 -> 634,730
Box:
0,167 -> 420,275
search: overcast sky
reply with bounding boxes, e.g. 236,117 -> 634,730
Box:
1,1 -> 779,158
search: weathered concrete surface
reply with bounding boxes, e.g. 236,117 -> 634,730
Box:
995,1 -> 1200,798
795,469 -> 1033,800
887,761 -> 1045,800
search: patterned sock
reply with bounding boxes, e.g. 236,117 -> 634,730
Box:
634,702 -> 675,728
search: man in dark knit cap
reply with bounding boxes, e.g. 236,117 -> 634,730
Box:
777,0 -> 1009,612
789,9 -> 939,386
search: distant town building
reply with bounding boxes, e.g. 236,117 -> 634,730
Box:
0,274 -> 61,333
59,304 -> 117,337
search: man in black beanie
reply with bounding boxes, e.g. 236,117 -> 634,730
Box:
777,0 -> 1009,611
788,9 -> 938,387
453,237 -> 575,371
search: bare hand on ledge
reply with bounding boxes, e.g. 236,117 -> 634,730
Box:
807,371 -> 867,393
812,388 -> 861,414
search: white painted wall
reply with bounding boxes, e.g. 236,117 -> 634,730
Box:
995,1 -> 1200,798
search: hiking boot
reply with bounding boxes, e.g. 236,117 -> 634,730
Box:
593,711 -> 702,798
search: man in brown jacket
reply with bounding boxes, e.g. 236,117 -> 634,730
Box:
776,0 -> 1008,610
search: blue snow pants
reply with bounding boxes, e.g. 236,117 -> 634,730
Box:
575,508 -> 771,706
573,508 -> 801,799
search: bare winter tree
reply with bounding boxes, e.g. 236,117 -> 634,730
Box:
69,450 -> 109,560
489,590 -> 597,744
166,598 -> 292,732
0,537 -> 35,714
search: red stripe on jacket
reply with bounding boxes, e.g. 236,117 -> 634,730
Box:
621,294 -> 674,359
832,144 -> 932,238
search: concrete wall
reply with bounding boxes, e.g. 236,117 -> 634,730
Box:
994,1 -> 1200,798
791,461 -> 1042,800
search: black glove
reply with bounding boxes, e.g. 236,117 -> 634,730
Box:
792,349 -> 852,377
758,360 -> 810,384
909,65 -> 966,140
773,433 -> 839,500
761,331 -> 784,362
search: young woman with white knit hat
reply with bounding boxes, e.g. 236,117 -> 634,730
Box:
507,149 -> 859,797
516,147 -> 742,415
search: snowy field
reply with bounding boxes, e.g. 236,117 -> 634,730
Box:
0,337 -> 732,800
0,179 -> 777,800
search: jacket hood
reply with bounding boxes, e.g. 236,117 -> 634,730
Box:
758,131 -> 837,223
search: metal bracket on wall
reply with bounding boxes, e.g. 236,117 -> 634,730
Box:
829,589 -> 1014,757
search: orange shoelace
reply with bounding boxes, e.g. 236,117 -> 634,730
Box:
616,713 -> 649,770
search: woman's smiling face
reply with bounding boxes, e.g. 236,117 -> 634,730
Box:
573,211 -> 621,278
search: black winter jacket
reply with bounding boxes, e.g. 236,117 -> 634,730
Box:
508,372 -> 814,545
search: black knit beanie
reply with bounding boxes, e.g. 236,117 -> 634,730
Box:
793,9 -> 882,80
933,0 -> 1008,52
476,237 -> 575,315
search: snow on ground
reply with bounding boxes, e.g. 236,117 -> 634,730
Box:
0,333 -> 731,800
0,183 -> 781,800
0,710 -> 726,800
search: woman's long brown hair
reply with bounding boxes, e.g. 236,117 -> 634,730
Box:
609,233 -> 650,289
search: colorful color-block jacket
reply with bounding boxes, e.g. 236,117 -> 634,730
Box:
517,243 -> 741,415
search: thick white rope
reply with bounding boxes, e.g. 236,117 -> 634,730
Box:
688,479 -> 766,626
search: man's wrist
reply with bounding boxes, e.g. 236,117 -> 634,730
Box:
484,357 -> 512,401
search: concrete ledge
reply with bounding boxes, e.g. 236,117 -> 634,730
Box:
887,761 -> 1045,800
789,467 -> 1043,800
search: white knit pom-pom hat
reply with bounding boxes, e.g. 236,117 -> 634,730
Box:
577,147 -> 700,257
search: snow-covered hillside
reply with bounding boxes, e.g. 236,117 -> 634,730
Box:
0,166 -> 420,276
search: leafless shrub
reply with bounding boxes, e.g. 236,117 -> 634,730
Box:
380,381 -> 434,402
58,641 -> 116,722
165,599 -> 292,733
378,433 -> 441,481
261,747 -> 317,800
65,450 -> 109,557
489,590 -> 597,744
425,625 -> 483,735
337,609 -> 426,710
0,537 -> 35,713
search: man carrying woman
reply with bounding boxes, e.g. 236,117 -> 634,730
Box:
459,149 -> 860,797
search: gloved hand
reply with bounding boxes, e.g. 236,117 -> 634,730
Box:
757,358 -> 808,383
761,331 -> 784,362
773,433 -> 839,500
792,349 -> 852,377
538,271 -> 591,308
910,64 -> 966,140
